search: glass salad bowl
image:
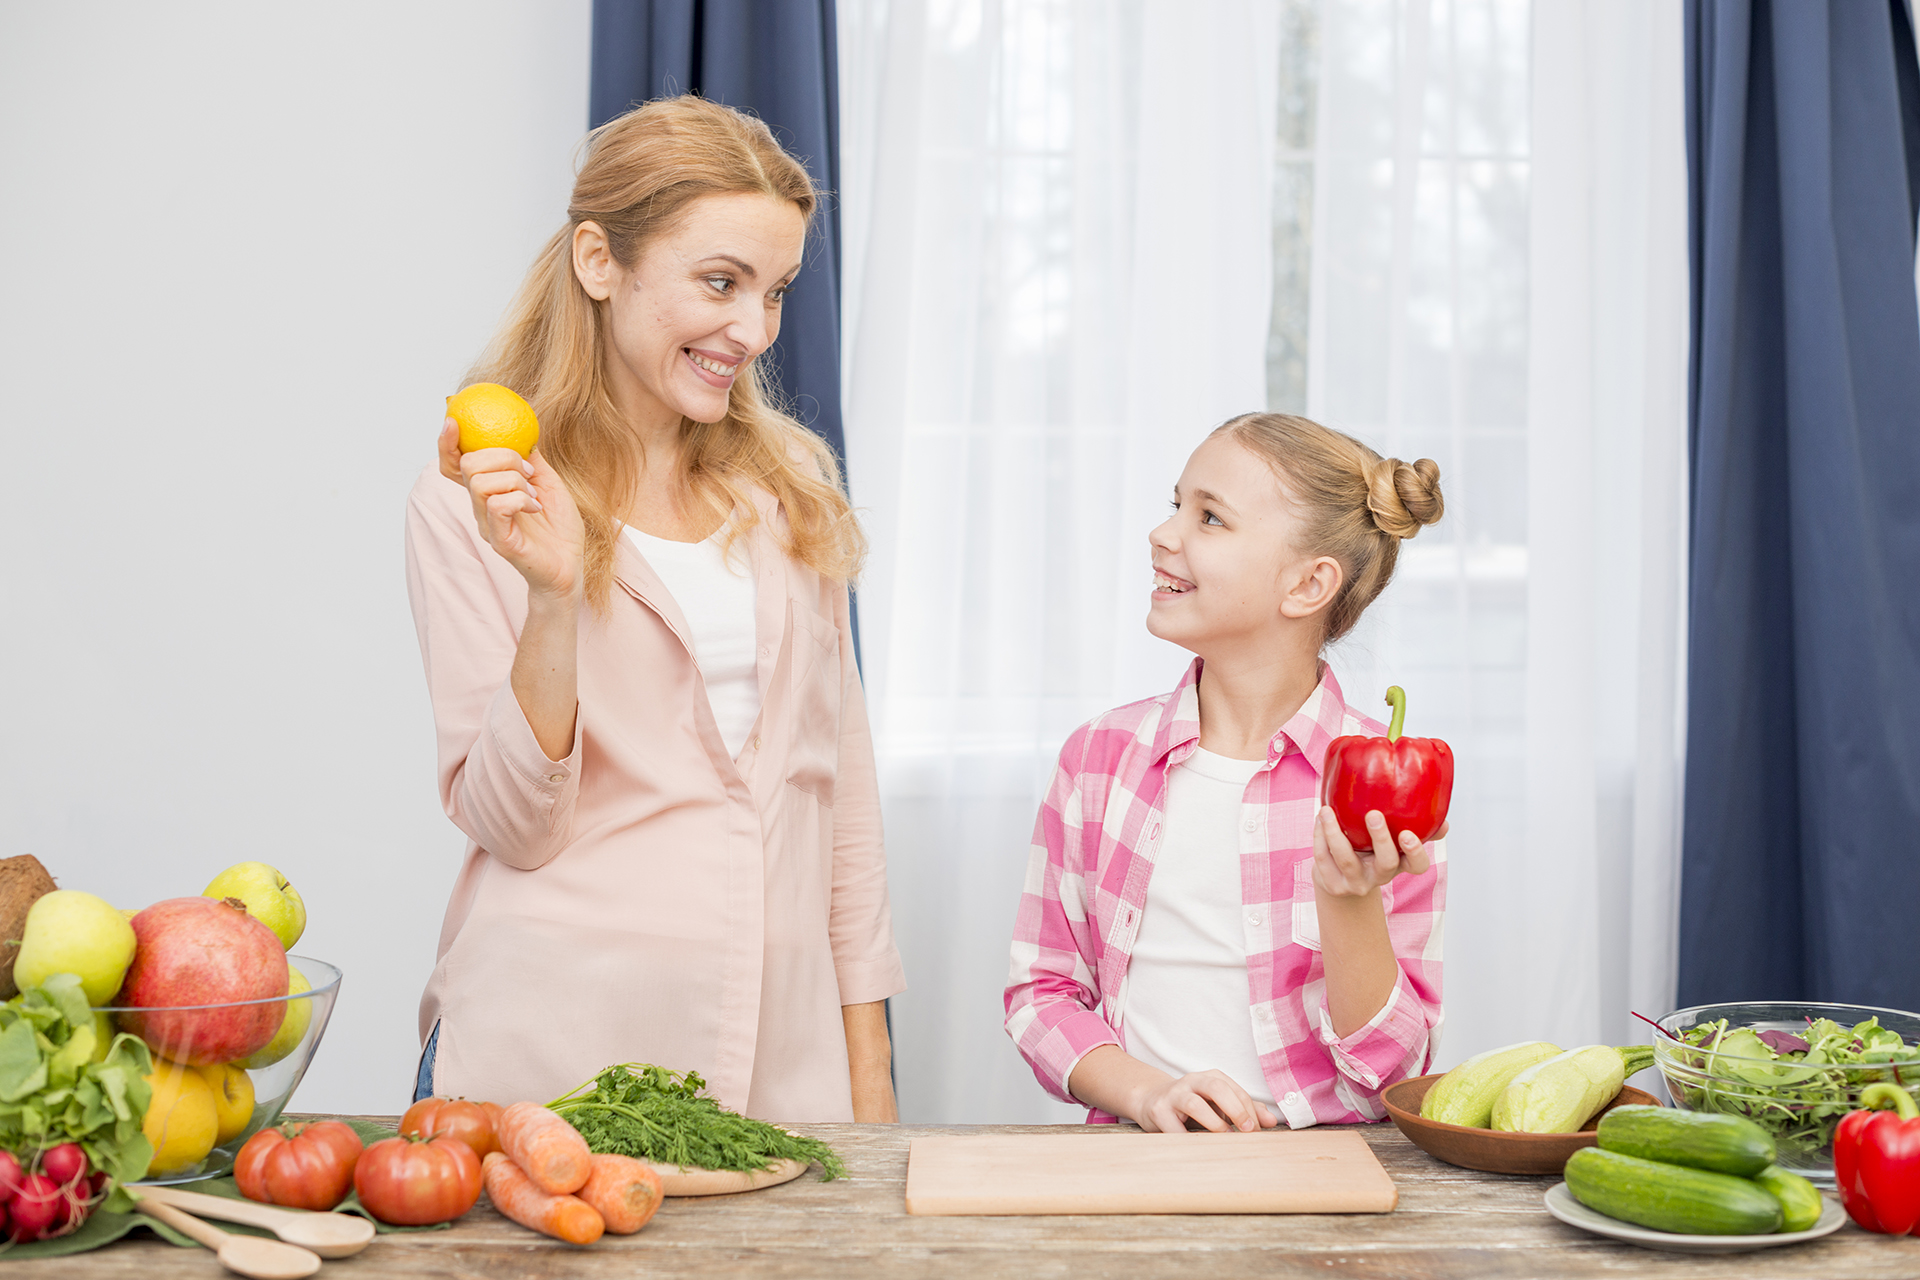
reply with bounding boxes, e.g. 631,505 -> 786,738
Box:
102,956 -> 342,1184
1655,1001 -> 1920,1185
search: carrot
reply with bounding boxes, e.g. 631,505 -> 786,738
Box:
494,1101 -> 591,1194
483,1151 -> 604,1245
576,1153 -> 664,1234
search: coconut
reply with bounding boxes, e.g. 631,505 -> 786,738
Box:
0,856 -> 58,999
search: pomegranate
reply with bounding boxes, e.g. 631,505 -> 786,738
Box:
116,898 -> 288,1065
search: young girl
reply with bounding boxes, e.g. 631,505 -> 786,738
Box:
1005,413 -> 1447,1131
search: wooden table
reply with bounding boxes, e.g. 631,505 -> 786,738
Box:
37,1118 -> 1920,1278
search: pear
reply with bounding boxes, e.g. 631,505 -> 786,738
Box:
203,862 -> 306,950
13,890 -> 138,1005
242,965 -> 313,1069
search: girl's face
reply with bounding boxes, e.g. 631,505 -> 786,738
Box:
1146,433 -> 1343,656
575,191 -> 807,429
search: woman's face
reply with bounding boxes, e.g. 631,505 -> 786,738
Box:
1146,433 -> 1342,656
576,191 -> 807,429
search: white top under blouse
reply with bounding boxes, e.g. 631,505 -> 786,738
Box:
620,525 -> 761,759
1119,746 -> 1278,1109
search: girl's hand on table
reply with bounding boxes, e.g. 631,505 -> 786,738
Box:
1133,1070 -> 1279,1134
1312,805 -> 1444,898
440,417 -> 584,602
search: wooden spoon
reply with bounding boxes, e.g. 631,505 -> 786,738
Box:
130,1193 -> 321,1280
136,1183 -> 376,1257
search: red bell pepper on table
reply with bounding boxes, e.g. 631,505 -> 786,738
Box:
1835,1082 -> 1920,1234
1321,686 -> 1453,846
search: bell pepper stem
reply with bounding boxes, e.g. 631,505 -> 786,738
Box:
1858,1082 -> 1920,1120
1384,686 -> 1407,743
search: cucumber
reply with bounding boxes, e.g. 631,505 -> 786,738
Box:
1595,1106 -> 1775,1176
1565,1148 -> 1783,1236
1753,1165 -> 1824,1233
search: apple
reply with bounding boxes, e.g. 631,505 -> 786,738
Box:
241,964 -> 313,1069
12,890 -> 137,1005
194,1061 -> 256,1145
202,862 -> 305,951
116,898 -> 288,1065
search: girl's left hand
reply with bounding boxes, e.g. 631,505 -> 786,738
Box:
1312,806 -> 1445,897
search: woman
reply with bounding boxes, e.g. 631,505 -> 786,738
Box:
405,96 -> 903,1121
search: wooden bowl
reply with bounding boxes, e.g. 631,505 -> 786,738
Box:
1380,1073 -> 1661,1176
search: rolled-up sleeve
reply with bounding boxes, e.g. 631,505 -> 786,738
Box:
1004,727 -> 1123,1106
404,470 -> 581,870
824,584 -> 908,1006
1310,840 -> 1446,1122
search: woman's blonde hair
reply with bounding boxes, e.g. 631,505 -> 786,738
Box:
466,95 -> 863,611
1215,413 -> 1444,643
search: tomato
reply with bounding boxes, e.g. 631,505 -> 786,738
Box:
353,1134 -> 482,1226
400,1096 -> 499,1160
234,1120 -> 364,1211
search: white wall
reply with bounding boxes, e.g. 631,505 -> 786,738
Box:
0,2 -> 592,1114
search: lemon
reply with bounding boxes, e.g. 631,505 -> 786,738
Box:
448,383 -> 539,457
143,1059 -> 219,1174
194,1061 -> 256,1145
241,965 -> 312,1069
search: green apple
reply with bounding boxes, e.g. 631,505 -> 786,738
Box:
203,862 -> 305,950
241,964 -> 312,1069
13,890 -> 138,1005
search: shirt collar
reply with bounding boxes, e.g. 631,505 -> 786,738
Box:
1154,658 -> 1354,776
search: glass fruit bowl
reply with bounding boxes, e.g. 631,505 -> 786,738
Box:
100,956 -> 341,1184
1655,1000 -> 1920,1185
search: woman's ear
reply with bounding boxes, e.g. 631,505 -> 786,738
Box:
572,221 -> 615,301
1279,554 -> 1343,621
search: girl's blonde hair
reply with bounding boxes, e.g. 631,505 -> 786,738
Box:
467,95 -> 864,612
1215,413 -> 1444,643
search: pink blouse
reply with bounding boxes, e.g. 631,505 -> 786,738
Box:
404,468 -> 905,1120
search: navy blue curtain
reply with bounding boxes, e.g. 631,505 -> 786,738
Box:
588,0 -> 845,468
1678,0 -> 1920,1010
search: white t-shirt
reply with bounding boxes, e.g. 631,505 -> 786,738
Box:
1119,746 -> 1277,1108
621,525 -> 761,759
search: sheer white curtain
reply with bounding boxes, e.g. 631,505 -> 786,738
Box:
840,0 -> 1687,1123
1298,0 -> 1688,1065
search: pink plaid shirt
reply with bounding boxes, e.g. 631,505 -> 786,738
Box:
1005,659 -> 1446,1127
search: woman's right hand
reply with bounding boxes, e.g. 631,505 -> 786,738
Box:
439,418 -> 584,602
1132,1069 -> 1279,1134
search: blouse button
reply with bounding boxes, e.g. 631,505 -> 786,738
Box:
548,773 -> 565,783
1242,819 -> 1257,833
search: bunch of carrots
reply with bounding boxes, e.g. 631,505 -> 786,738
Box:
485,1102 -> 663,1244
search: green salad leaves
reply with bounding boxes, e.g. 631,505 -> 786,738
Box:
1669,1015 -> 1918,1160
0,974 -> 153,1194
548,1064 -> 844,1180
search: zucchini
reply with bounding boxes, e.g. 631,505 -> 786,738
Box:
1565,1148 -> 1783,1235
1753,1165 -> 1824,1233
1420,1041 -> 1562,1128
1595,1105 -> 1775,1176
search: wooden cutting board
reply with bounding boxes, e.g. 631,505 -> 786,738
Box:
904,1129 -> 1398,1216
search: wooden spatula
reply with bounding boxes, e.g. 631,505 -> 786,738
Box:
130,1192 -> 322,1280
136,1183 -> 376,1257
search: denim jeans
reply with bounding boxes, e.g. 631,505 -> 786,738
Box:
413,1022 -> 439,1103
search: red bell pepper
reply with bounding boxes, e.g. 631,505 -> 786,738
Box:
1320,686 -> 1453,847
1835,1082 -> 1920,1234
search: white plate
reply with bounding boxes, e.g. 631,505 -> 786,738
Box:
1543,1182 -> 1848,1254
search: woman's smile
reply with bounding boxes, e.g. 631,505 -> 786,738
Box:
684,347 -> 742,387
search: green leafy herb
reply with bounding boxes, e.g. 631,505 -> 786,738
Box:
0,974 -> 154,1198
548,1064 -> 845,1180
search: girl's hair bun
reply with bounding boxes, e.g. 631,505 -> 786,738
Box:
1364,456 -> 1445,540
